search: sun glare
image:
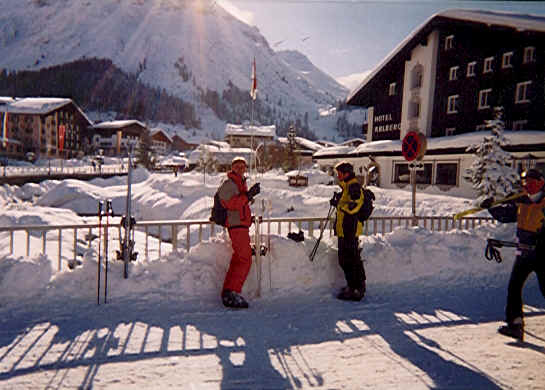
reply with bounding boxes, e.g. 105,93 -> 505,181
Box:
217,0 -> 255,25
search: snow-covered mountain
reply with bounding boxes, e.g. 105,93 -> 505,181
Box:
0,0 -> 351,138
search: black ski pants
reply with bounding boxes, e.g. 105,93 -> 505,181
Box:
338,236 -> 366,290
505,249 -> 545,323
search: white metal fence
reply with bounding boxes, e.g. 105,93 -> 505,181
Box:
1,164 -> 127,177
0,215 -> 495,273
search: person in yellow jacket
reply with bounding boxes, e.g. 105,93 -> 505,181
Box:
330,161 -> 366,301
481,168 -> 545,341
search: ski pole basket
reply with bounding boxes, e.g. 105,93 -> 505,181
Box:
485,238 -> 518,263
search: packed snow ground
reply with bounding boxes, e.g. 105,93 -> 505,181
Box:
0,167 -> 544,389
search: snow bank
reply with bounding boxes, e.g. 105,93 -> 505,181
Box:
0,168 -> 516,308
0,221 -> 517,307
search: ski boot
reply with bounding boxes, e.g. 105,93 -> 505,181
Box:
221,289 -> 249,309
68,259 -> 83,270
337,286 -> 365,302
498,318 -> 524,341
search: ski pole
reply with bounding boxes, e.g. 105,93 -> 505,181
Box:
97,200 -> 104,305
104,199 -> 112,304
309,204 -> 335,262
453,192 -> 525,221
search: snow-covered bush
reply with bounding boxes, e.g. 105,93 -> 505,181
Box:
463,107 -> 519,204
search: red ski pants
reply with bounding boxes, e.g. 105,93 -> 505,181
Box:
223,227 -> 252,293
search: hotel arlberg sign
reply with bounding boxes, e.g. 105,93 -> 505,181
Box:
373,113 -> 400,133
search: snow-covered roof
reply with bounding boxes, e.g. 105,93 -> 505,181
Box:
347,9 -> 545,104
208,140 -> 231,150
316,140 -> 338,147
314,130 -> 545,158
277,136 -> 324,152
0,97 -> 92,125
0,97 -> 15,105
0,97 -> 71,114
188,145 -> 255,165
340,138 -> 366,147
158,155 -> 187,166
93,120 -> 147,129
440,9 -> 545,33
150,128 -> 173,143
224,124 -> 276,138
313,144 -> 357,157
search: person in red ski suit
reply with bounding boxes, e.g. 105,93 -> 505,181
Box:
217,156 -> 260,308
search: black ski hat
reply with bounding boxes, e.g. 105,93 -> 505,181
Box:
334,161 -> 354,174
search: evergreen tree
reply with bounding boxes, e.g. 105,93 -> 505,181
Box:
463,107 -> 519,204
196,149 -> 217,184
134,130 -> 156,170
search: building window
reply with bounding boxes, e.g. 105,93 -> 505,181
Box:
411,64 -> 423,89
445,127 -> 456,136
393,162 -> 432,184
512,120 -> 528,130
502,52 -> 513,68
515,81 -> 531,104
478,89 -> 492,110
447,95 -> 459,114
389,82 -> 396,96
435,163 -> 458,186
483,57 -> 494,73
394,163 -> 410,184
467,61 -> 476,77
416,164 -> 433,184
409,101 -> 420,118
444,35 -> 454,50
449,66 -> 459,81
523,46 -> 535,64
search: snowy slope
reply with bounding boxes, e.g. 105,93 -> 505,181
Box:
0,0 -> 350,136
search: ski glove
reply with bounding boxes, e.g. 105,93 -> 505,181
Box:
330,191 -> 341,207
480,197 -> 494,209
247,183 -> 261,201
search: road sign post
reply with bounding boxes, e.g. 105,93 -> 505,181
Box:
402,132 -> 426,225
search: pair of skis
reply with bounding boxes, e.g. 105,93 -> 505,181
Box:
97,199 -> 113,305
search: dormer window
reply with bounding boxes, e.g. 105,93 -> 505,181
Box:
411,64 -> 423,89
389,82 -> 396,96
467,61 -> 476,77
523,46 -> 535,63
449,66 -> 459,81
478,89 -> 492,109
444,35 -> 454,50
483,57 -> 494,73
502,52 -> 513,68
515,81 -> 531,104
447,95 -> 459,114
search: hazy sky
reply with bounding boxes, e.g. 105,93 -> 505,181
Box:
218,1 -> 545,86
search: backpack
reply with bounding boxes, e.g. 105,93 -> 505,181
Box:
210,191 -> 227,227
357,187 -> 375,222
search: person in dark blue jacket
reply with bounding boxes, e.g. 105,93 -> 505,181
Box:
481,169 -> 545,341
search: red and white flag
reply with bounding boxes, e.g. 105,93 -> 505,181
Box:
250,57 -> 257,100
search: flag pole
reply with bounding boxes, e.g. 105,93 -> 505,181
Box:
250,57 -> 257,180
